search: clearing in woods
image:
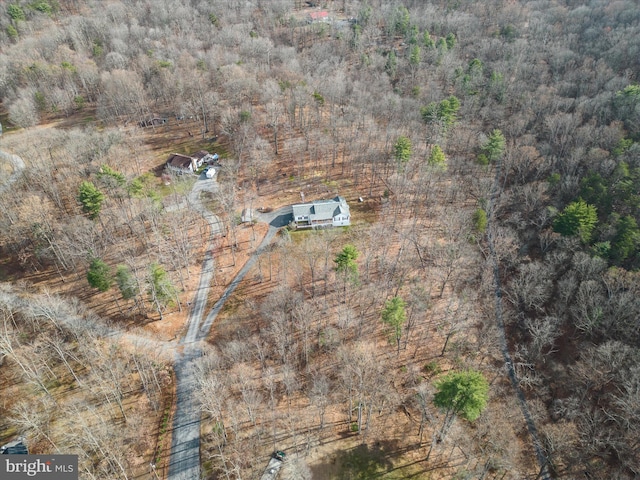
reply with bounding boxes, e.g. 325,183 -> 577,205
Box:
0,106 -> 536,479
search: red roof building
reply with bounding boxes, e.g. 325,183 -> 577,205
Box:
308,11 -> 329,22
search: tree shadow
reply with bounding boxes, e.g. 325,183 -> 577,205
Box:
310,443 -> 395,480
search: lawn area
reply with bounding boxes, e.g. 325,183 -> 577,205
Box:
319,444 -> 432,480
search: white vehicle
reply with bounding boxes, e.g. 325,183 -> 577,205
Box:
205,166 -> 217,179
260,451 -> 285,480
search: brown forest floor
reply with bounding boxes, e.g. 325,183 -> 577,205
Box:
0,108 -> 537,479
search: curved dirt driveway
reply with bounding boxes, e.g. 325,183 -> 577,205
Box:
167,204 -> 292,480
0,149 -> 26,194
0,148 -> 209,478
167,174 -> 291,480
0,148 -> 280,479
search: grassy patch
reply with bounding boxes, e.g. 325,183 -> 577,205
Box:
327,445 -> 431,480
331,444 -> 430,479
335,445 -> 390,479
44,377 -> 62,390
349,201 -> 379,226
287,228 -> 317,243
423,360 -> 442,376
79,115 -> 96,124
202,459 -> 213,477
154,405 -> 172,465
158,176 -> 196,198
0,110 -> 18,133
287,225 -> 354,244
219,292 -> 244,317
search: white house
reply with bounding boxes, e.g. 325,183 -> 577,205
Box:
192,150 -> 215,165
292,196 -> 350,228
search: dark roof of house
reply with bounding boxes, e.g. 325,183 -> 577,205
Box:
140,117 -> 168,127
192,150 -> 210,160
1,439 -> 28,455
167,153 -> 194,170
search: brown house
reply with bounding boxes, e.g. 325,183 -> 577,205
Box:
165,151 -> 213,174
166,153 -> 197,174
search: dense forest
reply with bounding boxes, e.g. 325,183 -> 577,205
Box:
1,0 -> 640,479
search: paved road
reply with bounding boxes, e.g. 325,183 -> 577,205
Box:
1,171 -> 225,479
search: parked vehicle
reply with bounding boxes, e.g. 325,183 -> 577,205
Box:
260,451 -> 286,480
205,166 -> 217,179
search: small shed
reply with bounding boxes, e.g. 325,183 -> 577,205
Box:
241,208 -> 256,223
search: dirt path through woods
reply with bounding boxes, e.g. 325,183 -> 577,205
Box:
0,148 -> 25,195
0,145 -> 285,479
167,205 -> 291,480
